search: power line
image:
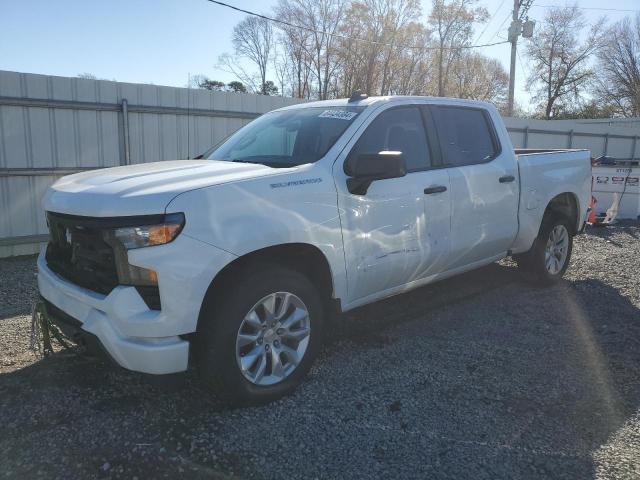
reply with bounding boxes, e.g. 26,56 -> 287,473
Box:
205,0 -> 509,51
474,0 -> 508,43
532,4 -> 639,13
516,47 -> 526,76
488,11 -> 512,42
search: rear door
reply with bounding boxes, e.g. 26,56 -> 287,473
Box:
429,105 -> 519,270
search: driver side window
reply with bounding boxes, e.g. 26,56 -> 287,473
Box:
348,107 -> 431,172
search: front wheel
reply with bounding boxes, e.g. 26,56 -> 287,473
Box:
515,214 -> 573,285
195,265 -> 324,405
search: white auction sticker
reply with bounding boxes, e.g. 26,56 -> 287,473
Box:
318,110 -> 358,120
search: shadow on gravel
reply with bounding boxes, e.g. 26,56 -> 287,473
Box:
2,261 -> 640,479
333,262 -> 640,442
329,262 -> 521,347
585,221 -> 640,244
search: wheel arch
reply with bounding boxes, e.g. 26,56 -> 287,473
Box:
543,192 -> 580,234
196,243 -> 338,333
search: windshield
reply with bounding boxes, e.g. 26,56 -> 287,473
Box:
206,106 -> 365,167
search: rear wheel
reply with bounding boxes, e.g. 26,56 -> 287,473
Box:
515,214 -> 573,285
195,265 -> 324,405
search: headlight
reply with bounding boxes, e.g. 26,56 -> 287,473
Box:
102,213 -> 185,287
112,213 -> 185,249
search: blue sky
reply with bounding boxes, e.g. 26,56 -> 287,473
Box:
1,0 -> 638,109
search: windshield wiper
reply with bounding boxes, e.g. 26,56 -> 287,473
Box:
230,157 -> 296,168
231,159 -> 262,164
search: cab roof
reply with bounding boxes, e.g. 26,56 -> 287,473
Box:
275,95 -> 496,112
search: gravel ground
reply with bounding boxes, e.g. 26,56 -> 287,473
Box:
1,223 -> 639,480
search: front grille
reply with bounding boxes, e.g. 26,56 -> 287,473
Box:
45,212 -> 119,294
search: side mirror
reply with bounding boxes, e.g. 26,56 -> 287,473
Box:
345,151 -> 406,195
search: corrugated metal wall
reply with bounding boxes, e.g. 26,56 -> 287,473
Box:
2,70 -> 639,258
505,117 -> 640,159
0,70 -> 302,257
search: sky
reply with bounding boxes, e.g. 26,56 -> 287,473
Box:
1,0 -> 639,109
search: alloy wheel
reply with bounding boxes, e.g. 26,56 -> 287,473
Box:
235,292 -> 311,386
544,224 -> 569,275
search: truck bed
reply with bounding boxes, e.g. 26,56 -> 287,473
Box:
514,148 -> 589,156
511,148 -> 592,254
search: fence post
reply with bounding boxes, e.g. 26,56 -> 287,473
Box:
603,133 -> 609,156
568,129 -> 573,148
632,136 -> 637,160
523,126 -> 529,148
121,98 -> 131,165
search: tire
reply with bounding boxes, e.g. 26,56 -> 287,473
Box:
515,213 -> 573,285
195,264 -> 324,405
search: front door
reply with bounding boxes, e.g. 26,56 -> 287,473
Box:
334,104 -> 451,306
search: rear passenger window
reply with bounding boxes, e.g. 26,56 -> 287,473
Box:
431,107 -> 499,167
349,107 -> 431,172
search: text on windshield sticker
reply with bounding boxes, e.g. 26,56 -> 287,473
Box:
318,110 -> 358,120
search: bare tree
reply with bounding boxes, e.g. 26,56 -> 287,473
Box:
365,0 -> 423,95
428,0 -> 488,97
525,5 -> 605,119
274,3 -> 314,98
594,14 -> 640,117
230,16 -> 275,94
334,1 -> 375,95
449,53 -> 508,105
275,0 -> 347,100
217,52 -> 262,93
386,22 -> 435,95
221,0 -> 520,106
316,0 -> 348,99
272,45 -> 290,96
335,0 -> 425,96
380,0 -> 423,94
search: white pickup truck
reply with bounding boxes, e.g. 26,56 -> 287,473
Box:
38,95 -> 592,403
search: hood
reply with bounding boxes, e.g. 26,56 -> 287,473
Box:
44,160 -> 280,216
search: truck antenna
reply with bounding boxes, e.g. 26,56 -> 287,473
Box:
348,90 -> 368,102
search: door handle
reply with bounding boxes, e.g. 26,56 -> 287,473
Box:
499,175 -> 515,183
424,185 -> 447,194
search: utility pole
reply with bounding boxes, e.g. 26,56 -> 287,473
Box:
507,0 -> 535,117
507,0 -> 520,117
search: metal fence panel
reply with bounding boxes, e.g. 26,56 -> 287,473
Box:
2,70 -> 639,257
0,70 -> 302,257
504,117 -> 639,158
